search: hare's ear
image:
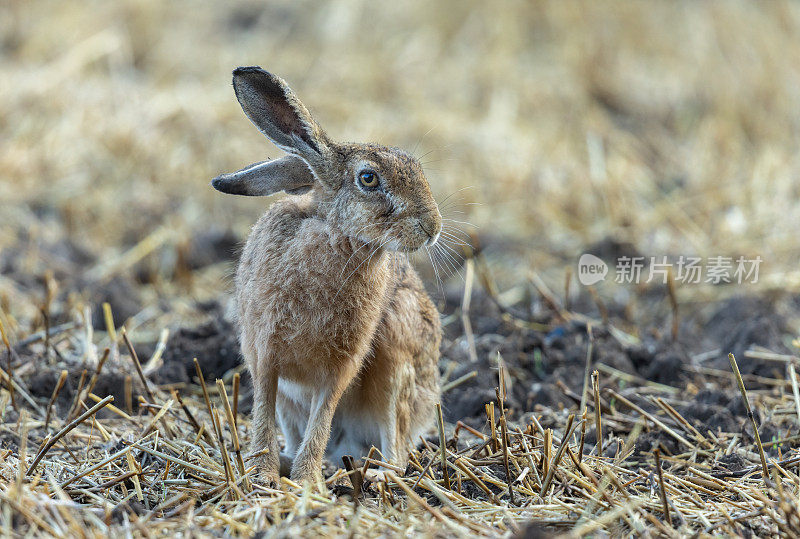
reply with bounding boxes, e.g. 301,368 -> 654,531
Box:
232,67 -> 328,161
211,155 -> 314,196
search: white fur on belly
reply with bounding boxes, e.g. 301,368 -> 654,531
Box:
278,379 -> 315,405
277,379 -> 381,461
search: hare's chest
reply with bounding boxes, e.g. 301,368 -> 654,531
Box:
246,221 -> 391,368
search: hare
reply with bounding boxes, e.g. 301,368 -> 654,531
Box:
212,67 -> 442,485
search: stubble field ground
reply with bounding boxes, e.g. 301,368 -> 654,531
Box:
2,1 -> 800,536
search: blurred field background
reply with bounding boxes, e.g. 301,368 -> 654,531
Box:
5,2 -> 800,535
3,0 -> 800,330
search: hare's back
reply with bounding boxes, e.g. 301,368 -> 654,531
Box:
235,198 -> 313,291
383,257 -> 441,357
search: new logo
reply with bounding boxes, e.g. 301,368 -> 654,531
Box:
577,254 -> 608,286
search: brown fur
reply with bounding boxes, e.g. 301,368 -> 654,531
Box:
216,67 -> 442,485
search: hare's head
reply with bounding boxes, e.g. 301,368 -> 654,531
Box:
212,67 -> 441,252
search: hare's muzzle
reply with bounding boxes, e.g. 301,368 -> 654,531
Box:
424,230 -> 440,247
418,211 -> 442,247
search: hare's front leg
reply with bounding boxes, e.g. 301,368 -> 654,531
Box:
276,393 -> 304,476
291,385 -> 344,484
380,363 -> 414,467
250,364 -> 281,487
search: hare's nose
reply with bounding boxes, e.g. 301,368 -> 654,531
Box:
418,214 -> 440,246
424,230 -> 440,247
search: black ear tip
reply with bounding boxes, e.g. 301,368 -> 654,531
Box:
233,65 -> 261,74
232,66 -> 274,82
232,67 -> 286,103
211,175 -> 226,191
211,174 -> 251,196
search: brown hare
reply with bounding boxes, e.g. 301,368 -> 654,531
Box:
212,67 -> 442,486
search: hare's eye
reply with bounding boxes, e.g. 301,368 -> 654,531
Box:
358,170 -> 380,190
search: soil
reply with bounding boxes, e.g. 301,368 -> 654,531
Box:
6,232 -> 800,462
431,287 -> 800,476
152,308 -> 241,386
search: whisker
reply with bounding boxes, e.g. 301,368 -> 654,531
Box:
418,147 -> 439,161
436,186 -> 475,208
421,155 -> 455,167
340,241 -> 371,277
442,218 -> 478,228
430,243 -> 450,272
434,244 -> 464,281
432,247 -> 459,282
412,126 -> 437,158
438,231 -> 471,247
339,222 -> 387,276
431,248 -> 448,293
333,232 -> 390,300
364,235 -> 390,274
438,241 -> 466,263
441,223 -> 472,233
425,246 -> 443,296
420,159 -> 451,167
440,227 -> 474,245
439,229 -> 470,244
441,201 -> 483,210
437,197 -> 478,217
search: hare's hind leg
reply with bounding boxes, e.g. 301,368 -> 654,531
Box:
379,361 -> 415,467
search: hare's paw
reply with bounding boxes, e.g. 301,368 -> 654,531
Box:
364,469 -> 387,483
256,468 -> 280,489
250,452 -> 281,489
290,460 -> 324,488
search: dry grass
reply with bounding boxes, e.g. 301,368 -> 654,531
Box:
2,304 -> 800,537
3,0 -> 800,536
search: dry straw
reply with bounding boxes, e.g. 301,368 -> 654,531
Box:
1,246 -> 799,535
2,308 -> 800,536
